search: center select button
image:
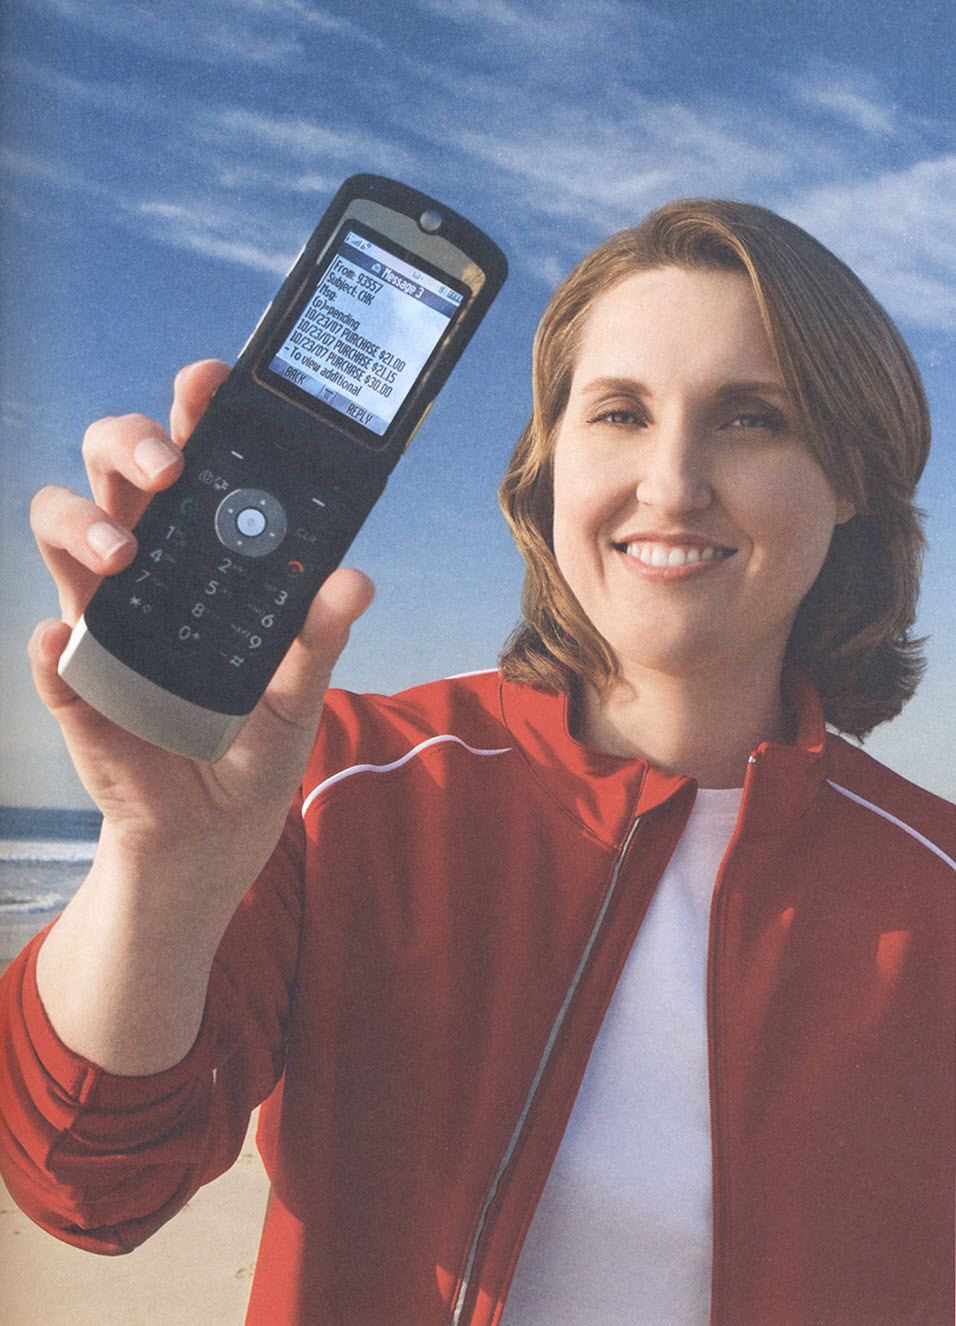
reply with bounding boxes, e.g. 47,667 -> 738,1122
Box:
215,487 -> 288,558
237,507 -> 267,538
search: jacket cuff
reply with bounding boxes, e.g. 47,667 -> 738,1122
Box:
13,924 -> 217,1111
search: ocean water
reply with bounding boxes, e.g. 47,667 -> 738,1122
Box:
0,808 -> 100,960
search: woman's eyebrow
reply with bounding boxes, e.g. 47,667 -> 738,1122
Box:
573,376 -> 791,404
574,375 -> 651,399
711,379 -> 791,402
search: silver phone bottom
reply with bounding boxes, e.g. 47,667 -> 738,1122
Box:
58,616 -> 250,763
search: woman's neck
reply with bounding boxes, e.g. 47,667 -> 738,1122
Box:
577,663 -> 792,789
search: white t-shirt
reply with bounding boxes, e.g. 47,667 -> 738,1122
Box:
502,787 -> 743,1325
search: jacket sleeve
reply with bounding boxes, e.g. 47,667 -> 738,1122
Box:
0,798 -> 306,1254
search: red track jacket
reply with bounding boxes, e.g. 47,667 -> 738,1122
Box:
1,669 -> 954,1324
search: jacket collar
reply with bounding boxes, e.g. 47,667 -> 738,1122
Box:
497,667 -> 831,848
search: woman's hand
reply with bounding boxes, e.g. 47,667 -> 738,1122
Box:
28,361 -> 374,1073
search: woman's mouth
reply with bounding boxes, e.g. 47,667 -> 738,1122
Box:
615,540 -> 736,569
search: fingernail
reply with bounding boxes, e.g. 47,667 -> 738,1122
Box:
88,522 -> 132,559
135,436 -> 179,480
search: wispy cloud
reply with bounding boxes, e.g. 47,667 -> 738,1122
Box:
784,156 -> 956,329
6,0 -> 955,330
1,144 -> 302,273
414,0 -> 671,74
21,0 -> 379,67
0,398 -> 31,437
196,108 -> 411,177
797,81 -> 896,135
0,144 -> 117,206
134,201 -> 296,272
789,64 -> 905,136
392,5 -> 955,326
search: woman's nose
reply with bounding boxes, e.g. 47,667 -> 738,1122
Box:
634,425 -> 713,515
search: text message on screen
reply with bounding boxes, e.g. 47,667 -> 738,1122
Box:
268,230 -> 463,436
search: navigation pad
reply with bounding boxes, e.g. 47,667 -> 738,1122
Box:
215,488 -> 288,558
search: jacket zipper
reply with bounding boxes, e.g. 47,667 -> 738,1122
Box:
707,752 -> 756,1326
450,814 -> 644,1325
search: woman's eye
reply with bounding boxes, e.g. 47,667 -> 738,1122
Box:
590,408 -> 643,426
727,410 -> 787,432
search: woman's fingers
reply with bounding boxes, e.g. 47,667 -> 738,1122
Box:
30,487 -> 137,623
27,619 -> 77,714
237,568 -> 376,768
277,567 -> 376,710
79,361 -> 229,525
31,362 -> 230,624
170,359 -> 231,446
82,413 -> 184,528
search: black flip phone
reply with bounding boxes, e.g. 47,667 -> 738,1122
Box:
59,175 -> 508,760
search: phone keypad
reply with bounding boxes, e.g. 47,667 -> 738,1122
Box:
88,438 -> 362,711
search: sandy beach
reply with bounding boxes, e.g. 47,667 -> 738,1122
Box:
0,957 -> 271,1324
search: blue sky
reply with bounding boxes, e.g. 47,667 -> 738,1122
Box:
1,0 -> 953,807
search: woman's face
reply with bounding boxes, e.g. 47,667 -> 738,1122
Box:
551,265 -> 854,689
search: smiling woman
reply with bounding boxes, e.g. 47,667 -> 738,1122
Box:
500,200 -> 930,748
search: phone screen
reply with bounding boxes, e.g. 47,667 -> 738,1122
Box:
263,224 -> 466,441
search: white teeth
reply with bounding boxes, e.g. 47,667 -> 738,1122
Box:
626,542 -> 729,568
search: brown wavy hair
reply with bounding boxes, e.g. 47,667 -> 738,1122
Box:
499,199 -> 930,740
